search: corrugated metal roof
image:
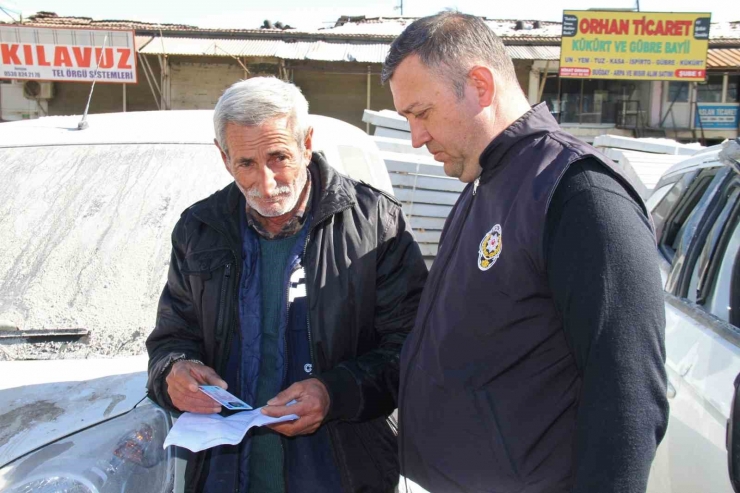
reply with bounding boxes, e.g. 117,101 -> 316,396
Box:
276,41 -> 390,63
138,37 -> 568,63
505,45 -> 559,60
134,35 -> 153,50
707,48 -> 740,68
135,37 -> 740,67
139,37 -> 391,62
139,37 -> 284,57
9,14 -> 738,46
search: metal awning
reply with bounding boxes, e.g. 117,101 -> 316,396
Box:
505,45 -> 560,60
707,48 -> 740,69
136,36 -> 740,68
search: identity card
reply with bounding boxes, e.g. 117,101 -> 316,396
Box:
199,385 -> 253,410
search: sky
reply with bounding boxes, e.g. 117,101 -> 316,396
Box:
0,0 -> 737,30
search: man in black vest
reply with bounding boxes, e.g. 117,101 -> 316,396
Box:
383,12 -> 668,493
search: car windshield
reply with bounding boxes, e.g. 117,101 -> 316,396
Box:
0,143 -> 229,360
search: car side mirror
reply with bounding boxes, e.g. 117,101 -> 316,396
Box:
729,372 -> 740,492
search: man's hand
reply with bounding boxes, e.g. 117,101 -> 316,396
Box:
262,378 -> 330,436
165,360 -> 228,414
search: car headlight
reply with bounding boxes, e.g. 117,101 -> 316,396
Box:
0,400 -> 173,493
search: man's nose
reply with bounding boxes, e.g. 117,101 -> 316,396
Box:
409,121 -> 431,149
256,166 -> 278,196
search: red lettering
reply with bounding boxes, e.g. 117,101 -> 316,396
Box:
1,43 -> 21,65
36,45 -> 50,66
589,18 -> 601,34
665,20 -> 675,35
117,48 -> 132,69
72,47 -> 92,68
95,47 -> 114,69
655,20 -> 666,36
619,19 -> 629,35
22,44 -> 33,64
54,46 -> 73,67
634,17 -> 692,37
646,19 -> 655,35
580,18 -> 630,35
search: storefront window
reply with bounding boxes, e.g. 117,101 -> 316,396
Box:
697,75 -> 724,103
554,79 -> 649,126
541,75 -> 561,117
668,82 -> 690,103
728,75 -> 739,103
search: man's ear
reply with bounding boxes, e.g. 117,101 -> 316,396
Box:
303,127 -> 314,163
214,138 -> 233,177
469,66 -> 495,108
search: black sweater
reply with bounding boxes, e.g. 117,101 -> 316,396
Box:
545,158 -> 669,493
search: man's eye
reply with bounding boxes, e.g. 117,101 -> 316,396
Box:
417,109 -> 430,119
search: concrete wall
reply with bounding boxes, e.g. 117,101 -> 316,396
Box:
292,64 -> 393,130
48,61 -> 157,116
168,55 -> 258,110
513,60 -> 534,97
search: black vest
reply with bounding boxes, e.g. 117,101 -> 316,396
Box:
398,103 -> 647,492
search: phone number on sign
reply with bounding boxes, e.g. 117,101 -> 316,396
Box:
3,71 -> 41,78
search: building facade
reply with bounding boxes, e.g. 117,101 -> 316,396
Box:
1,12 -> 738,142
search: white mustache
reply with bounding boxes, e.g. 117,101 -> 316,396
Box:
247,185 -> 291,199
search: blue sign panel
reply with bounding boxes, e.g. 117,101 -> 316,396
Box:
695,104 -> 740,130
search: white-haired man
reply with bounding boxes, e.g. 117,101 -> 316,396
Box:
146,77 -> 427,493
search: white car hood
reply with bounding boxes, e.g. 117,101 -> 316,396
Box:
0,356 -> 148,468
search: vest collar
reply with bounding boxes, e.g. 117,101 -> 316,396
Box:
478,102 -> 560,175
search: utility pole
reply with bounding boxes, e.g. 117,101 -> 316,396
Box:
395,0 -> 404,16
636,0 -> 640,11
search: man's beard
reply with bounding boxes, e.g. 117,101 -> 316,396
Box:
245,167 -> 308,218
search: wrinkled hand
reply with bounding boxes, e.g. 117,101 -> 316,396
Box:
166,360 -> 228,414
262,378 -> 330,436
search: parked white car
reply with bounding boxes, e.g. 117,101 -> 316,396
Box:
646,139 -> 740,492
0,110 -> 393,493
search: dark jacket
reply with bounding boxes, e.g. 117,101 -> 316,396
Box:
147,153 -> 428,492
398,104 -> 664,492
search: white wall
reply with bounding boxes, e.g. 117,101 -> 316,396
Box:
0,82 -> 49,121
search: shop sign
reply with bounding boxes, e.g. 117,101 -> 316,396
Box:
695,103 -> 740,130
560,11 -> 710,81
0,26 -> 137,83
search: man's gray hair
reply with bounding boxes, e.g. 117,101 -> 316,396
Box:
381,12 -> 519,99
214,77 -> 309,156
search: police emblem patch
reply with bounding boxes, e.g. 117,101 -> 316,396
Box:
478,224 -> 502,271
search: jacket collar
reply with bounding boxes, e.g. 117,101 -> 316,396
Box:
191,152 -> 355,246
479,102 -> 560,176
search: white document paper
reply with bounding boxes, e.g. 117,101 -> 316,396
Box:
163,407 -> 299,452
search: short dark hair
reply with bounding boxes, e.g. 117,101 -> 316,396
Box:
381,12 -> 518,98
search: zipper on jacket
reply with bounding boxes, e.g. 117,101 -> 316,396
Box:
217,262 -> 237,371
299,206 -> 354,492
282,262 -> 301,384
216,263 -> 231,335
301,232 -> 317,373
398,183 -> 478,476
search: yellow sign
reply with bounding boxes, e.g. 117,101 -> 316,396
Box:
559,11 -> 711,81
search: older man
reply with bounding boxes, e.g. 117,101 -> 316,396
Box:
146,77 -> 427,493
384,12 -> 668,493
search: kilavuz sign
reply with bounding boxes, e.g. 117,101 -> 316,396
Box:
0,26 -> 137,83
560,11 -> 710,81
